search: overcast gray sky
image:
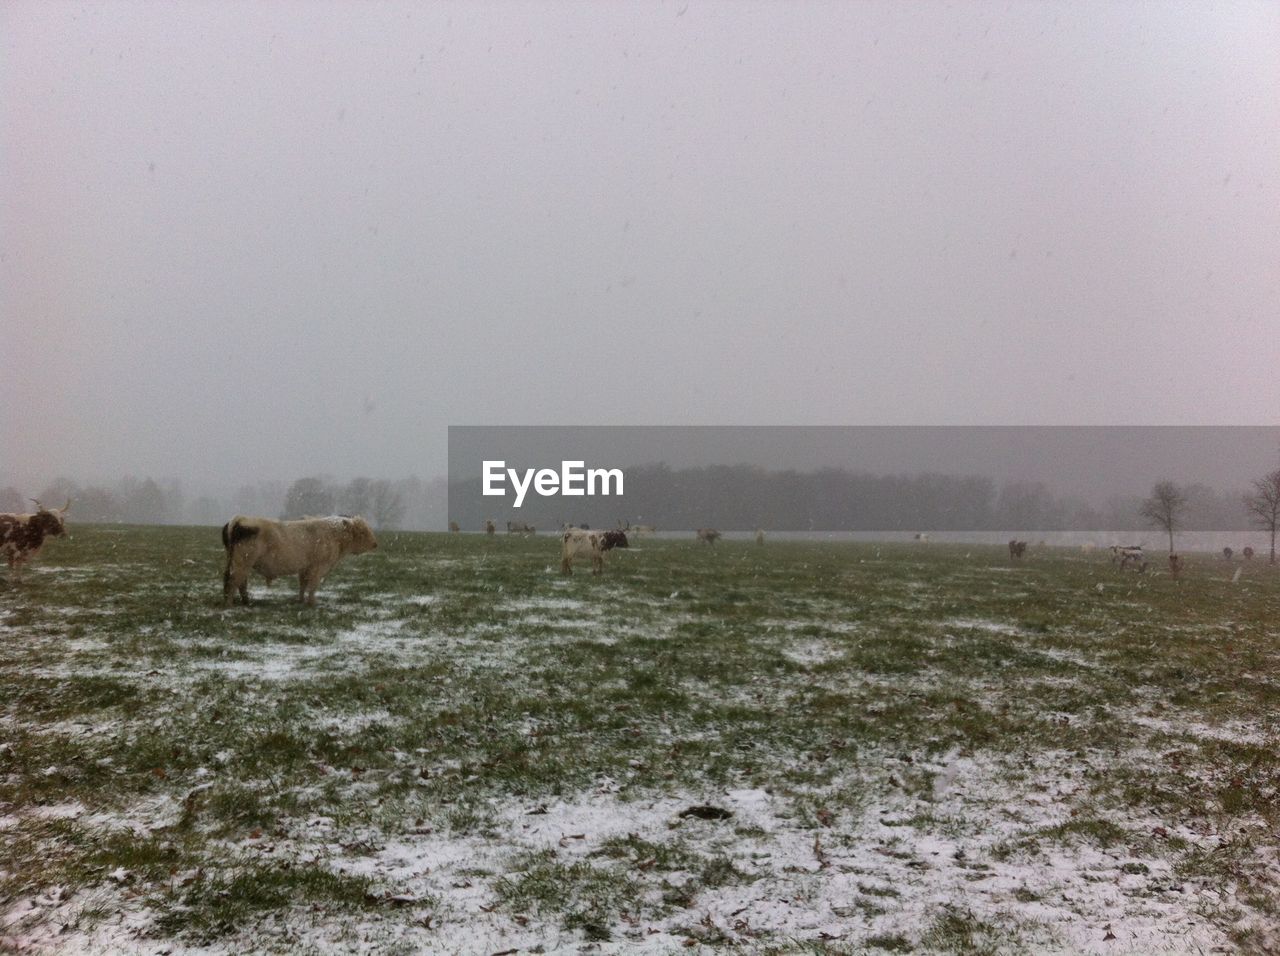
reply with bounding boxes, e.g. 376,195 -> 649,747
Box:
3,0 -> 1277,491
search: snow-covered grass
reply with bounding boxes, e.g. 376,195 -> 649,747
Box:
1,526 -> 1278,953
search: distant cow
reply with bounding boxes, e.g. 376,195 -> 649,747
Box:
1,499 -> 70,580
756,528 -> 765,546
696,528 -> 721,545
1168,554 -> 1183,579
222,514 -> 378,606
1222,547 -> 1233,561
507,521 -> 536,536
1008,540 -> 1027,559
619,521 -> 655,538
448,521 -> 460,533
1243,547 -> 1255,561
913,533 -> 930,543
485,519 -> 496,536
1111,545 -> 1147,572
560,527 -> 627,575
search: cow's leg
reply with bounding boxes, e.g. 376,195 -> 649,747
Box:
592,553 -> 603,576
561,555 -> 572,575
300,566 -> 327,605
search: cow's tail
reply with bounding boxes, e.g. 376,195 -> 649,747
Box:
222,518 -> 259,603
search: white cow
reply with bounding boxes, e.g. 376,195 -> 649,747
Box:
560,527 -> 604,573
222,514 -> 378,605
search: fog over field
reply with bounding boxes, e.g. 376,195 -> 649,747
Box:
4,6 -> 1280,953
3,1 -> 1278,495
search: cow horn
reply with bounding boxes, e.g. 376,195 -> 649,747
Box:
62,498 -> 72,513
29,498 -> 42,510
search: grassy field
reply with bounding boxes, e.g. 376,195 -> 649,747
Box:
1,527 -> 1278,954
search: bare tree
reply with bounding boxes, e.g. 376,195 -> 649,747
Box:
283,477 -> 334,519
1244,468 -> 1280,565
369,479 -> 405,530
1140,480 -> 1187,554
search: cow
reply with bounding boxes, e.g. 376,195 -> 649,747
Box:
1111,545 -> 1147,572
1,499 -> 70,580
507,521 -> 536,536
755,528 -> 765,546
221,514 -> 378,606
1168,553 -> 1183,579
600,530 -> 629,551
485,519 -> 496,536
1008,540 -> 1027,559
628,524 -> 656,537
560,527 -> 627,575
1222,547 -> 1233,561
1243,546 -> 1255,561
913,533 -> 930,543
696,528 -> 721,545
448,521 -> 460,533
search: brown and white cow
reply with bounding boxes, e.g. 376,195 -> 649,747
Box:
560,527 -> 627,576
1,499 -> 70,580
507,521 -> 536,536
1112,546 -> 1147,572
448,521 -> 460,533
696,528 -> 721,545
222,514 -> 378,606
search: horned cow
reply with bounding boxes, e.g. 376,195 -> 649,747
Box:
221,514 -> 378,606
1,499 -> 70,580
1008,540 -> 1027,559
696,528 -> 721,545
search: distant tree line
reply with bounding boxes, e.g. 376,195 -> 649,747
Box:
451,462 -> 1266,533
0,476 -> 447,531
5,465 -> 1276,540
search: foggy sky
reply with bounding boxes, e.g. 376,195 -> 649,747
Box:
3,1 -> 1278,494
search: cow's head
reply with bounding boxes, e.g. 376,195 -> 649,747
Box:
343,516 -> 378,553
601,530 -> 629,551
30,499 -> 70,537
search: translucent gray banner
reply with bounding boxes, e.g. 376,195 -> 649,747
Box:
447,426 -> 1280,532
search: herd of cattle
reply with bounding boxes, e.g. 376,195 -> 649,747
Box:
0,500 -> 1269,605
